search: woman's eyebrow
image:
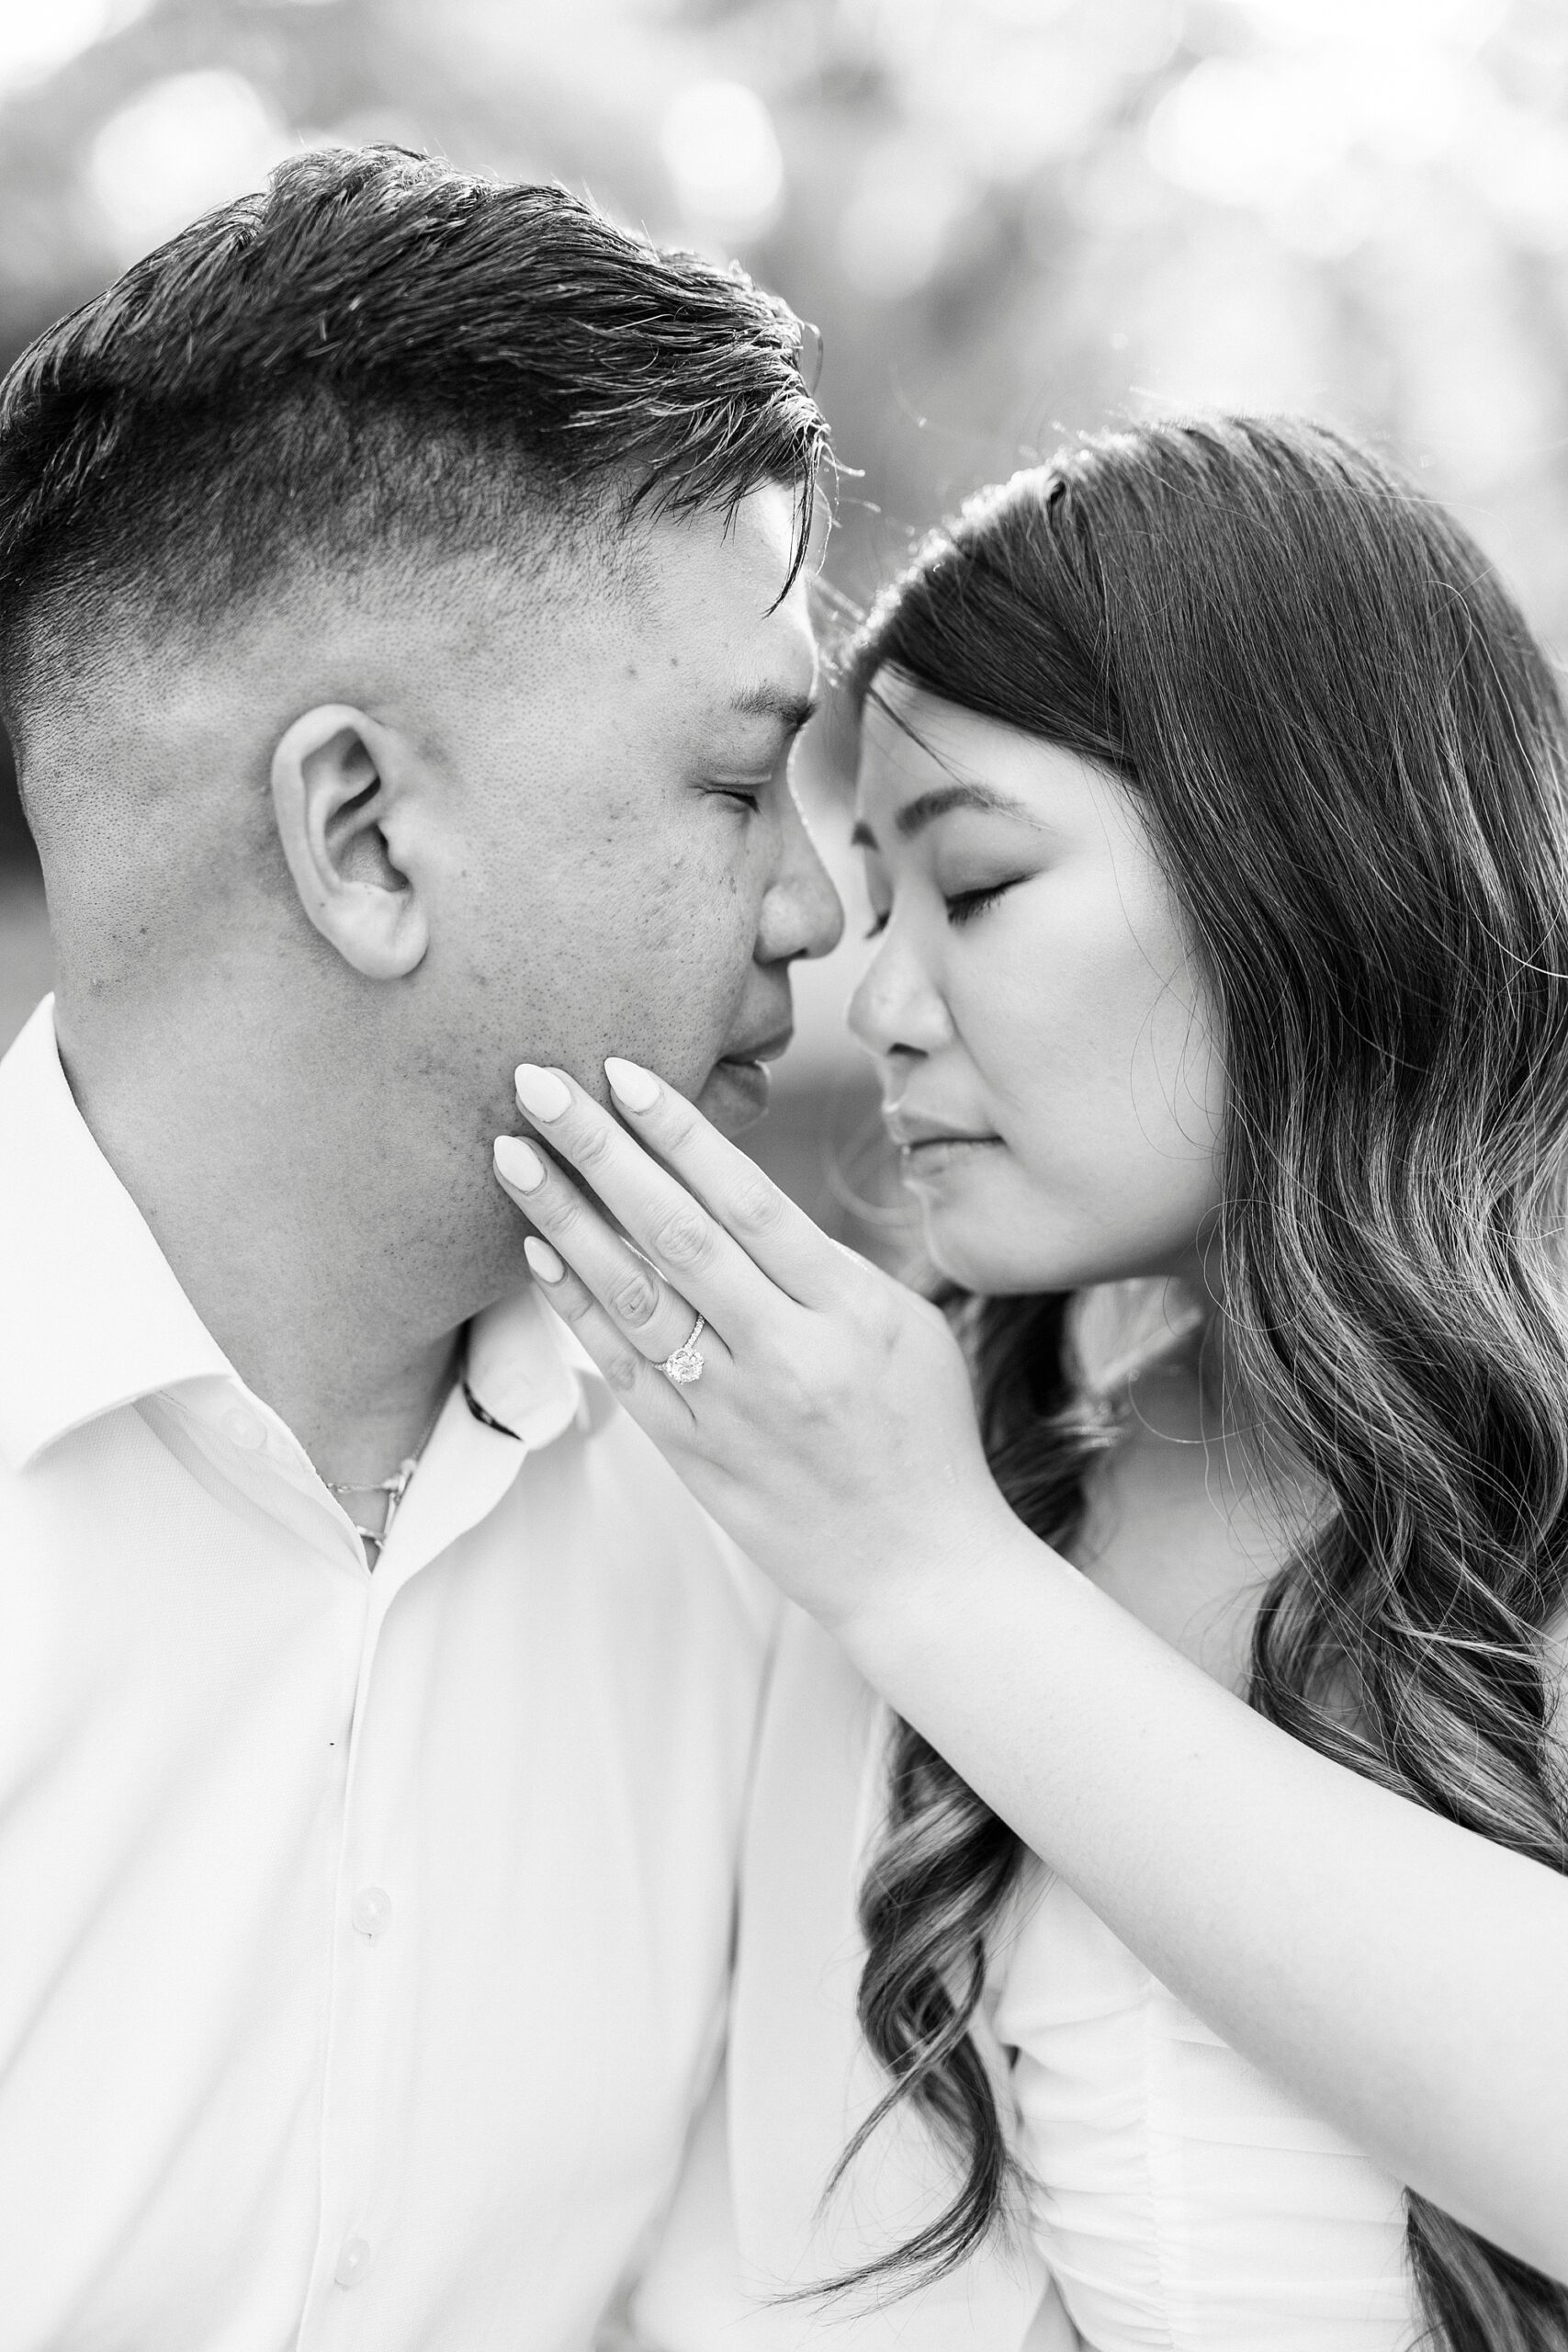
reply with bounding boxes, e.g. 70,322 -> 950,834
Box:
852,784 -> 1041,853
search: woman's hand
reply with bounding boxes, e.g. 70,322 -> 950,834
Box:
492,1062 -> 1568,2286
491,1056 -> 1014,1636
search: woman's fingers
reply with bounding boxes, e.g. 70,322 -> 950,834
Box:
514,1234 -> 696,1430
603,1057 -> 841,1303
492,1129 -> 727,1369
517,1057 -> 840,1307
508,1063 -> 817,1328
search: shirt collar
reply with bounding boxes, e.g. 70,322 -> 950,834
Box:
0,996 -> 606,1473
0,999 -> 233,1471
462,1282 -> 612,1450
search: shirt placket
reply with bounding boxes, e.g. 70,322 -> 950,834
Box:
293,1571 -> 405,2347
290,1403 -> 530,2352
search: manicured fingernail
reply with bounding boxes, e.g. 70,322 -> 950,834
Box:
514,1065 -> 571,1122
604,1057 -> 660,1113
524,1236 -> 565,1283
493,1135 -> 546,1191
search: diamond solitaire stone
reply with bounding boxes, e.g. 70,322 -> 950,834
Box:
660,1314 -> 706,1385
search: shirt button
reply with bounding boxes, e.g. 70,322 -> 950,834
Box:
220,1405 -> 267,1451
350,1885 -> 392,1939
334,2236 -> 372,2289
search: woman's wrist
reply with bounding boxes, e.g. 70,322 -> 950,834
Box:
829,1491 -> 1076,1702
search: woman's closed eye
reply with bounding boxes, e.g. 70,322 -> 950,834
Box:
862,875 -> 1026,939
943,876 -> 1025,926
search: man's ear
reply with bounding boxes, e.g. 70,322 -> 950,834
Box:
270,704 -> 430,979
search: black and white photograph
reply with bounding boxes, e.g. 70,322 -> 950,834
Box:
1,0 -> 1567,2346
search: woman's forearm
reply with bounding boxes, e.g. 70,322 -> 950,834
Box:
837,1517 -> 1568,2281
483,1064 -> 1568,2272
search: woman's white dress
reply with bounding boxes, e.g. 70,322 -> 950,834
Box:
628,1606 -> 1425,2350
995,1866 -> 1420,2351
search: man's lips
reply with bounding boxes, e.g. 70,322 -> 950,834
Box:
717,1028 -> 794,1068
699,1029 -> 794,1125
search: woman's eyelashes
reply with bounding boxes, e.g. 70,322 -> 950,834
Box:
863,876 -> 1024,942
943,878 -> 1021,926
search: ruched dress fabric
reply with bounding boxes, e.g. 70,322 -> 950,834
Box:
993,1869 -> 1421,2352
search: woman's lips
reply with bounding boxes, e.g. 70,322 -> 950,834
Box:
886,1109 -> 1005,1180
897,1133 -> 1002,1179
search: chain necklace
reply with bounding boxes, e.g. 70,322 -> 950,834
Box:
326,1368 -> 457,1568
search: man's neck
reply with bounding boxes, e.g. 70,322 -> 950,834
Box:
53,991 -> 492,1489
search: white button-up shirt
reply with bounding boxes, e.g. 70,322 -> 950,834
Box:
0,998 -> 781,2352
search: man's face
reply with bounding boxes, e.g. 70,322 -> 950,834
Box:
405,486 -> 843,1153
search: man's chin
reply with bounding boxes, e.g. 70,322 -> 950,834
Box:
695,1055 -> 773,1136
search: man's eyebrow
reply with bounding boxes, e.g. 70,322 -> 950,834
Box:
728,684 -> 819,733
852,783 -> 1042,851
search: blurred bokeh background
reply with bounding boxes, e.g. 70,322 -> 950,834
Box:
3,0 -> 1567,1245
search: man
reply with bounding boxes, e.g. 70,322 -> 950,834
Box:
0,146 -> 1068,2352
0,146 -> 841,2348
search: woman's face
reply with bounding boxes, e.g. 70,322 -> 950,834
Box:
849,672 -> 1225,1295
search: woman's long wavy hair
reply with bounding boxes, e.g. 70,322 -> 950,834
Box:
833,416 -> 1568,2348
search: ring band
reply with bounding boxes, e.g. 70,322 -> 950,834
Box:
660,1313 -> 706,1386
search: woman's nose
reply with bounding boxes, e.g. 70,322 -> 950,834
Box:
848,922 -> 953,1060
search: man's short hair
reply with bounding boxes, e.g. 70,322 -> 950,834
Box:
0,146 -> 829,731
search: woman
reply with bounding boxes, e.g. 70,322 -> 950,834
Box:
492,416 -> 1568,2350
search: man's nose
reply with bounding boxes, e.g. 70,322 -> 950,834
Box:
758,786 -> 845,965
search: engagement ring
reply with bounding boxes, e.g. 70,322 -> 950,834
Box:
660,1314 -> 706,1386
